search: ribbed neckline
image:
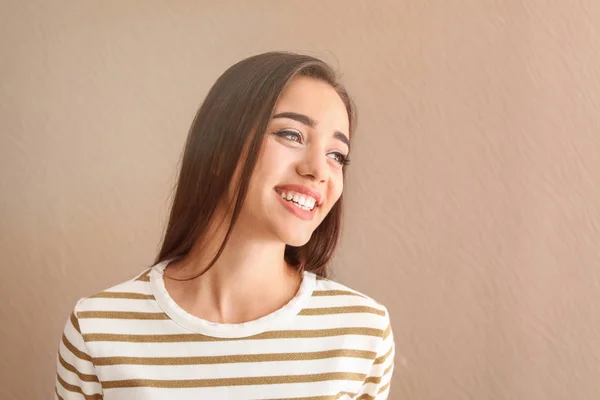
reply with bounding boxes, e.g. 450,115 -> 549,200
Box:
149,260 -> 316,338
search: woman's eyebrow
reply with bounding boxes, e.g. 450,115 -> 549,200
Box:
333,131 -> 350,150
273,112 -> 316,128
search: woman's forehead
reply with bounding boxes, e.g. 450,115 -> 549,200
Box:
273,76 -> 350,134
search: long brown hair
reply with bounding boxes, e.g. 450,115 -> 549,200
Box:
155,52 -> 356,278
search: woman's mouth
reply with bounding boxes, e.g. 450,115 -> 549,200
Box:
278,190 -> 317,211
274,188 -> 319,221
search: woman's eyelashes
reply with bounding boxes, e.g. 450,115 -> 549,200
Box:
275,129 -> 303,143
274,129 -> 350,167
329,152 -> 351,167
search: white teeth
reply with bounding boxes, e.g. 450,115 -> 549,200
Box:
279,191 -> 317,211
292,202 -> 311,211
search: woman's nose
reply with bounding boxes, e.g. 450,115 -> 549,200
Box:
296,148 -> 328,183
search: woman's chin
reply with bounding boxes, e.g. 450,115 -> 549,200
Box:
282,231 -> 313,248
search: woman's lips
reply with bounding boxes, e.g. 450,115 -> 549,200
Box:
276,190 -> 316,221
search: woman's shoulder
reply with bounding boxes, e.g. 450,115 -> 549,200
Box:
72,267 -> 156,316
310,274 -> 392,326
313,274 -> 387,305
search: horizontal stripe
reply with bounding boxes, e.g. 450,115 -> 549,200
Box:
62,334 -> 93,362
100,280 -> 153,295
364,363 -> 393,385
102,372 -> 366,389
87,335 -> 380,359
312,290 -> 364,297
97,359 -> 374,382
59,353 -> 99,382
299,306 -> 385,317
78,311 -> 169,320
383,324 -> 391,340
354,380 -> 391,400
81,315 -> 384,337
84,327 -> 384,343
379,381 -> 391,393
358,381 -> 393,400
356,394 -> 376,400
70,312 -> 81,333
57,374 -> 103,400
89,292 -> 154,300
373,346 -> 393,365
94,382 -> 357,399
135,270 -> 150,282
78,298 -> 165,314
277,392 -> 354,400
93,348 -> 377,366
98,358 -> 375,383
78,319 -> 186,336
305,295 -> 381,309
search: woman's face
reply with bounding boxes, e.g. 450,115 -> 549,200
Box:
238,76 -> 350,247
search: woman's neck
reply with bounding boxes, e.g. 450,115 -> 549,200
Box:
164,219 -> 302,324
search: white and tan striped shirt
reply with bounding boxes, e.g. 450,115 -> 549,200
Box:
55,261 -> 395,399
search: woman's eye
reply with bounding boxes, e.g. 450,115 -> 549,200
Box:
328,152 -> 349,166
276,129 -> 302,143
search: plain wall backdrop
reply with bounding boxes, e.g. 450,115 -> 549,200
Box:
2,1 -> 600,399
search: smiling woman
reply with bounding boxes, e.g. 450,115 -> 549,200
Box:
54,52 -> 395,400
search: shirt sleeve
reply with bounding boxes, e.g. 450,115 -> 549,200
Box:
54,301 -> 104,399
354,308 -> 396,399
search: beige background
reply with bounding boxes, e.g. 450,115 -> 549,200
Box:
2,1 -> 600,399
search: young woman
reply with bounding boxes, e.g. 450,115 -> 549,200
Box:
55,52 -> 394,399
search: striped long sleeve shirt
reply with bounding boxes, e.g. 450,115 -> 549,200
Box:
55,261 -> 395,399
